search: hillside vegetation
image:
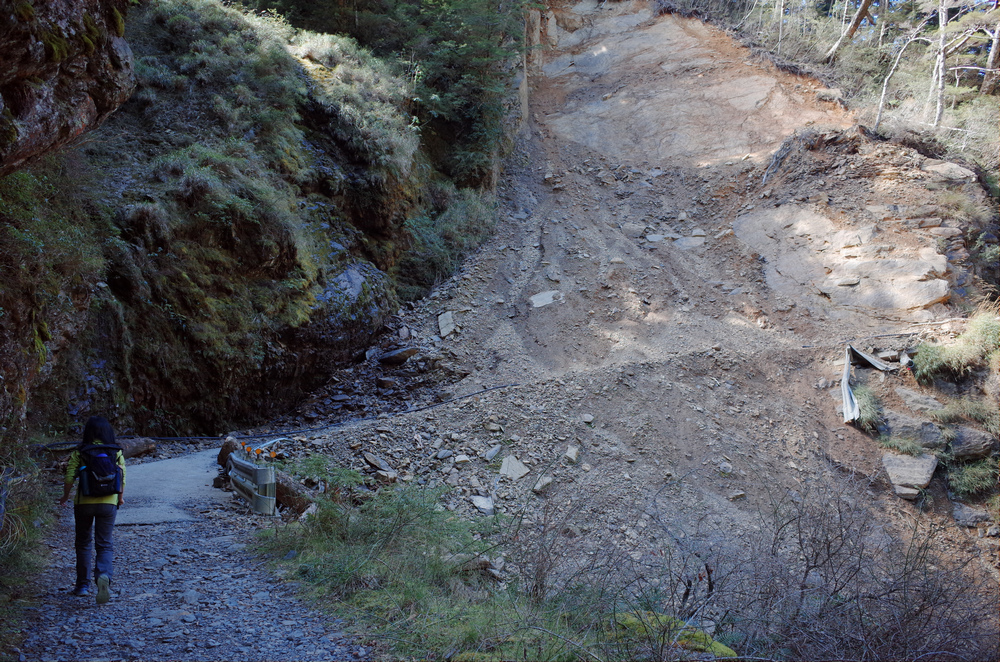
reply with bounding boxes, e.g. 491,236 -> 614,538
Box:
663,0 -> 999,194
0,0 -> 514,601
0,0 -> 516,443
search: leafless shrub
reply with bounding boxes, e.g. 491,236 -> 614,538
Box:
506,475 -> 998,661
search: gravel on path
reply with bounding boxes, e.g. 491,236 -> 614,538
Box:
15,490 -> 368,661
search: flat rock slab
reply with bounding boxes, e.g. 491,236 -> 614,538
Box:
922,161 -> 976,181
879,410 -> 945,449
894,387 -> 943,412
117,449 -> 229,525
882,452 -> 938,494
734,204 -> 951,316
529,290 -> 563,307
438,311 -> 456,337
499,455 -> 530,480
673,236 -> 705,249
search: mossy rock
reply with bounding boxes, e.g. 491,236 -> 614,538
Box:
611,611 -> 738,658
41,29 -> 70,62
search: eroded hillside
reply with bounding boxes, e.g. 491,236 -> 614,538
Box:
250,1 -> 998,658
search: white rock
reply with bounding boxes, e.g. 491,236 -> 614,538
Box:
645,234 -> 665,243
485,444 -> 502,461
438,311 -> 456,337
529,290 -> 563,307
532,475 -> 554,493
922,161 -> 975,181
454,454 -> 471,465
673,236 -> 705,249
470,495 -> 495,516
499,456 -> 530,480
565,445 -> 580,463
581,413 -> 595,424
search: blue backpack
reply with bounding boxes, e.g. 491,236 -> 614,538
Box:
78,444 -> 123,497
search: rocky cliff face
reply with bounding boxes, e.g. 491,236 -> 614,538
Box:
0,0 -> 135,177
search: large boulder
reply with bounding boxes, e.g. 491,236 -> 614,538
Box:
950,426 -> 997,460
893,387 -> 942,413
879,410 -> 946,450
0,0 -> 135,177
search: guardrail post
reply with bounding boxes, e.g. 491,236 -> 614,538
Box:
226,453 -> 276,515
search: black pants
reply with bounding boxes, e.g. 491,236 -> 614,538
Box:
73,503 -> 116,586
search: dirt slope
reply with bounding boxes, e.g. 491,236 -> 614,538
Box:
295,0 -> 993,572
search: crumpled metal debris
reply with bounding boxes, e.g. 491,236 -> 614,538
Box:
841,345 -> 895,424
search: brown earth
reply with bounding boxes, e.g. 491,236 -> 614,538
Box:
261,0 -> 998,585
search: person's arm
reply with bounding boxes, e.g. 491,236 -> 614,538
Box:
117,450 -> 126,507
59,450 -> 80,506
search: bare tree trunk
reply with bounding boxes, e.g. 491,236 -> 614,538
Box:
825,0 -> 875,62
981,22 -> 1000,95
775,0 -> 784,56
932,0 -> 948,127
875,36 -> 931,132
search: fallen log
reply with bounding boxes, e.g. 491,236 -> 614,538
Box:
275,469 -> 317,517
117,437 -> 157,459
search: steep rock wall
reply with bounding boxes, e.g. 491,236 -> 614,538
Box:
0,0 -> 135,177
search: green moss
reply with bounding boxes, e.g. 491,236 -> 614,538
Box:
14,1 -> 34,21
0,108 -> 18,154
111,8 -> 125,38
40,30 -> 70,62
611,611 -> 738,658
82,13 -> 103,54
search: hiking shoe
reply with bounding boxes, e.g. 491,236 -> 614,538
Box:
71,585 -> 89,597
96,574 -> 110,605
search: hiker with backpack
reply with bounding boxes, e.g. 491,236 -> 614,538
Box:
58,416 -> 126,605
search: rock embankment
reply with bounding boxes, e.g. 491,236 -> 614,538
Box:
0,0 -> 135,176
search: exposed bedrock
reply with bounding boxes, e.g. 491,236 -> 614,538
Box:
0,0 -> 135,177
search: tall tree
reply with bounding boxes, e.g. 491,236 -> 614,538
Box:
825,0 -> 876,61
979,17 -> 1000,93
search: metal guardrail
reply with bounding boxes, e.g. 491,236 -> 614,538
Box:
226,453 -> 276,516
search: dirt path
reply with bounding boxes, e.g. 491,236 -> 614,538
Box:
17,450 -> 366,662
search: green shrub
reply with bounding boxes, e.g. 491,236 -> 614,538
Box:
878,435 -> 925,456
913,305 -> 1000,383
241,0 -> 525,184
0,429 -> 53,658
852,385 -> 881,432
393,187 -> 496,300
948,459 -> 999,499
929,397 -> 1000,437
